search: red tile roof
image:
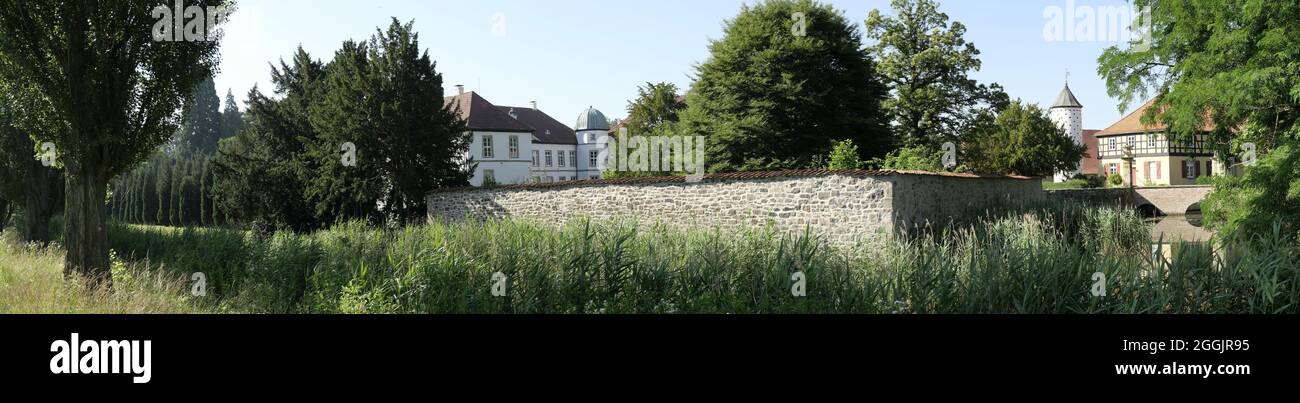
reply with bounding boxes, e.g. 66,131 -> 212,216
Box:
495,106 -> 577,144
444,92 -> 534,133
1096,98 -> 1220,137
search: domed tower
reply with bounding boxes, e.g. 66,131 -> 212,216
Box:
575,106 -> 610,178
1050,82 -> 1084,182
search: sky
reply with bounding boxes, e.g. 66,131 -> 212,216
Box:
215,0 -> 1149,131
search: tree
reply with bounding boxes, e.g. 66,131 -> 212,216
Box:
962,101 -> 1087,176
677,0 -> 891,172
827,139 -> 864,170
306,19 -> 471,224
0,68 -> 65,243
212,50 -> 325,232
178,77 -> 225,154
624,82 -> 684,137
221,89 -> 245,138
866,0 -> 1008,149
0,0 -> 227,284
1097,0 -> 1300,238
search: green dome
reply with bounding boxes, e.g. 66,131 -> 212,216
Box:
575,106 -> 610,131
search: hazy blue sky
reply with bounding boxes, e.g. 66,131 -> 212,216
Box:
215,0 -> 1147,130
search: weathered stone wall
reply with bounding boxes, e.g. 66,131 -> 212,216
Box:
428,174 -> 896,248
428,172 -> 1046,248
891,174 -> 1047,231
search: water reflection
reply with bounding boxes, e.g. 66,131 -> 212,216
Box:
1149,214 -> 1213,243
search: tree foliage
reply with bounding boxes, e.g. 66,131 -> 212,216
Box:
624,82 -> 684,137
177,77 -> 225,154
214,19 -> 470,231
826,139 -> 863,170
963,101 -> 1087,176
866,0 -> 1008,149
678,0 -> 891,172
1097,0 -> 1300,238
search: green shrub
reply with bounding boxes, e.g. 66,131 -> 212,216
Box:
827,139 -> 864,170
1107,173 -> 1124,187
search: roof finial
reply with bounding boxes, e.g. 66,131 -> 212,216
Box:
1065,69 -> 1070,86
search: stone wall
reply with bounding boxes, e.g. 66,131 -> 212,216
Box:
428,171 -> 1044,248
891,174 -> 1045,231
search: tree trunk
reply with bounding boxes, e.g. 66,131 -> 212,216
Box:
22,158 -> 61,244
0,198 -> 9,233
64,166 -> 112,289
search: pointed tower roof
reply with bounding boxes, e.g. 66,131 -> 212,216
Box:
1051,84 -> 1083,109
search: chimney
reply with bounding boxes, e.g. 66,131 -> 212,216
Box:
530,101 -> 537,110
455,84 -> 464,95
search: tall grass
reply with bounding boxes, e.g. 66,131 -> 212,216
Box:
89,203 -> 1300,314
0,231 -> 203,313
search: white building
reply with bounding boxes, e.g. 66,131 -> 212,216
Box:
446,89 -> 609,186
1050,82 -> 1085,182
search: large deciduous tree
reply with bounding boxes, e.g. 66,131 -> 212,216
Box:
0,77 -> 64,243
866,0 -> 1008,149
677,0 -> 891,172
1097,0 -> 1300,238
0,0 -> 227,285
962,101 -> 1087,177
624,82 -> 684,137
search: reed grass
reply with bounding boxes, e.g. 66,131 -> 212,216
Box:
69,202 -> 1299,314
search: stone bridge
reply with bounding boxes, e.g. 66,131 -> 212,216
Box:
1045,186 -> 1213,216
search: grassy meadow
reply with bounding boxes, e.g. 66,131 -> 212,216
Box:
2,202 -> 1297,314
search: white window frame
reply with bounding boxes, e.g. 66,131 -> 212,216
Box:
532,150 -> 539,167
545,150 -> 553,167
558,149 -> 566,167
508,135 -> 519,159
589,150 -> 599,168
481,135 -> 494,159
568,151 -> 576,168
483,169 -> 496,183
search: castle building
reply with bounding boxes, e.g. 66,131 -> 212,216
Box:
1049,83 -> 1101,182
445,89 -> 608,186
1094,99 -> 1224,186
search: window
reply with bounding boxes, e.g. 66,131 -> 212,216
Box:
558,150 -> 566,167
1146,161 -> 1160,180
568,151 -> 576,168
545,176 -> 554,183
590,174 -> 600,180
532,150 -> 539,167
508,136 -> 519,159
1148,134 -> 1157,148
1184,161 -> 1196,179
483,169 -> 495,183
589,150 -> 599,168
559,176 -> 567,181
481,135 -> 494,159
1107,163 -> 1119,174
545,150 -> 553,167
1205,160 -> 1213,176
